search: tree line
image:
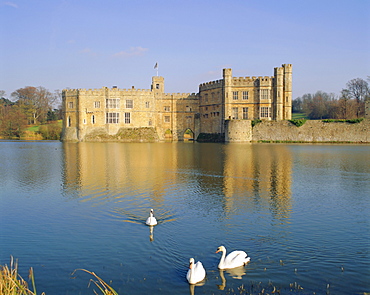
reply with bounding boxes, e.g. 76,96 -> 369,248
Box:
0,86 -> 62,139
293,77 -> 369,119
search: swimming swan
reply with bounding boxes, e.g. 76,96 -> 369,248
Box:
216,245 -> 250,269
145,209 -> 157,226
186,258 -> 206,284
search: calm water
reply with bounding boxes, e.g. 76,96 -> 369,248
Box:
0,141 -> 369,295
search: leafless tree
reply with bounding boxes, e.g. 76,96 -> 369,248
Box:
11,86 -> 56,124
345,78 -> 369,117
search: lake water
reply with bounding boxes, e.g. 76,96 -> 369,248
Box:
0,141 -> 369,295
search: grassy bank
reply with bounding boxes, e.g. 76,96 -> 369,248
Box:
22,120 -> 62,140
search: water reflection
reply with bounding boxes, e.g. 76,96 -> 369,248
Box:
61,142 -> 293,223
149,225 -> 154,242
217,267 -> 246,290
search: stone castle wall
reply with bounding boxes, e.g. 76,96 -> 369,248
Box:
252,119 -> 370,143
62,65 -> 293,142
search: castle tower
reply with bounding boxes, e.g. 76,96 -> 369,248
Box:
283,64 -> 292,120
274,66 -> 284,120
152,76 -> 164,94
223,68 -> 232,124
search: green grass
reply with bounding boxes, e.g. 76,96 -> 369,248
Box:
25,120 -> 62,132
291,112 -> 308,120
26,125 -> 40,132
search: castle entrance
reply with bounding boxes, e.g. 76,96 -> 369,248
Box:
183,128 -> 194,141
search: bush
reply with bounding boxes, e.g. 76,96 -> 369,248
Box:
346,118 -> 364,124
38,122 -> 62,140
251,119 -> 262,127
322,118 -> 364,124
289,119 -> 307,127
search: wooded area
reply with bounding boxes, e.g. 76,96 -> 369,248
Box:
0,87 -> 62,139
292,77 -> 369,119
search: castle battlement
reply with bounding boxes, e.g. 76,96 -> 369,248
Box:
199,79 -> 223,90
161,93 -> 196,99
62,64 -> 292,142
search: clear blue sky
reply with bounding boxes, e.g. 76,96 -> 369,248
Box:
1,0 -> 369,100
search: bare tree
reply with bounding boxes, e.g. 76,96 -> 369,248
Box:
11,86 -> 56,124
345,78 -> 369,117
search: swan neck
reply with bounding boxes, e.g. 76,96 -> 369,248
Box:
219,249 -> 226,267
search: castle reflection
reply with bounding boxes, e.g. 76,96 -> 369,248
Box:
62,142 -> 292,221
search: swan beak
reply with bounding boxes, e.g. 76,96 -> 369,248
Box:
215,250 -> 220,253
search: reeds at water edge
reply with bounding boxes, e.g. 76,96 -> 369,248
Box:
0,256 -> 44,295
1,257 -> 118,295
72,269 -> 118,295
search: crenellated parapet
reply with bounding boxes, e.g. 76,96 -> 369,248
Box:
62,64 -> 292,142
199,79 -> 223,91
160,93 -> 199,100
231,76 -> 273,87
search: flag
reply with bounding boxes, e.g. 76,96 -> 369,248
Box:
154,62 -> 158,69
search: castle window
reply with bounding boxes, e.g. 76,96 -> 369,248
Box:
233,91 -> 238,100
106,112 -> 119,123
260,89 -> 270,100
164,106 -> 170,112
204,93 -> 208,102
232,107 -> 238,119
125,112 -> 131,124
260,107 -> 271,118
67,116 -> 71,127
106,99 -> 120,108
243,107 -> 249,119
156,84 -> 160,89
92,115 -> 95,124
126,99 -> 133,109
145,101 -> 150,108
242,91 -> 249,100
68,102 -> 73,108
94,101 -> 100,108
149,120 -> 152,126
164,116 -> 170,123
83,119 -> 86,124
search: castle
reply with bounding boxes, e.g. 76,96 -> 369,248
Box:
61,64 -> 292,142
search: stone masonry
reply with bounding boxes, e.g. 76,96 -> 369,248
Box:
61,64 -> 292,142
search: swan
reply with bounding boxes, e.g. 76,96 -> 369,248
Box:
145,209 -> 157,226
186,258 -> 206,284
215,245 -> 250,269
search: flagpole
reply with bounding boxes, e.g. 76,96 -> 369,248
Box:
154,62 -> 158,76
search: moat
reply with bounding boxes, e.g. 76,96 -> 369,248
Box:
0,141 -> 369,294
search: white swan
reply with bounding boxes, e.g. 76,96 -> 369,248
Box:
145,209 -> 157,226
186,258 -> 206,284
216,245 -> 250,269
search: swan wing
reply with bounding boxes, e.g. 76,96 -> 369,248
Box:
187,261 -> 206,284
146,217 -> 157,226
194,261 -> 206,276
225,251 -> 249,267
